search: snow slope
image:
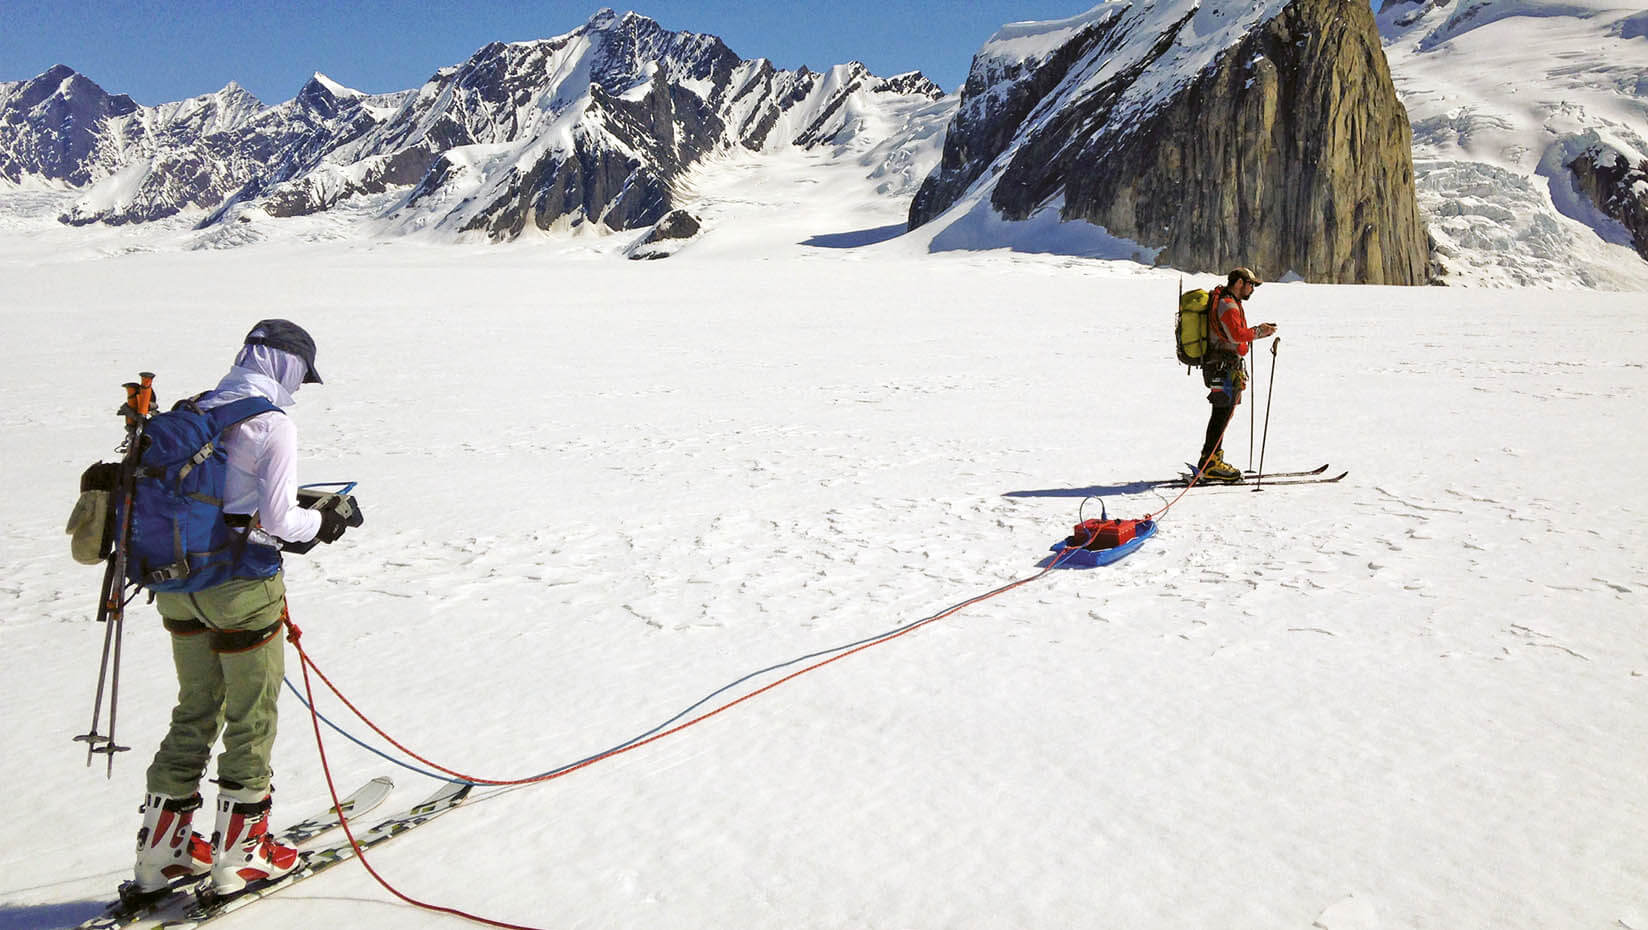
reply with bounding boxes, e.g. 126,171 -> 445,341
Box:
1379,0 -> 1648,288
0,145 -> 1645,930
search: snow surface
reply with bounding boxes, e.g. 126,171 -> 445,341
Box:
1,118 -> 1646,930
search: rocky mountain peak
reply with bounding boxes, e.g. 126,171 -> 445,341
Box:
295,75 -> 351,120
3,64 -> 138,116
0,65 -> 139,184
873,71 -> 945,100
910,0 -> 1431,284
586,8 -> 623,29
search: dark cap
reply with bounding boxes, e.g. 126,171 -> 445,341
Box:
1227,266 -> 1263,287
244,319 -> 322,384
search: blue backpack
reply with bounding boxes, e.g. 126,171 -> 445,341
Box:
121,395 -> 283,592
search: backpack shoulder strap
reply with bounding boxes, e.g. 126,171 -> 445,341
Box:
1208,285 -> 1233,346
205,396 -> 282,433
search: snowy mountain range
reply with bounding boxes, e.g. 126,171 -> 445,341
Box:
1,2 -> 1646,288
0,10 -> 944,243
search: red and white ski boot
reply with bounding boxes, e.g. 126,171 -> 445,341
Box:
209,789 -> 298,894
133,792 -> 214,892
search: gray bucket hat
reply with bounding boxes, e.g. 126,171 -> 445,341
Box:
244,319 -> 322,384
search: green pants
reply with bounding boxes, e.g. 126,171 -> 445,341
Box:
146,573 -> 288,798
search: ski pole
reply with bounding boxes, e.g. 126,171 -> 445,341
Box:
77,563 -> 135,775
75,373 -> 151,774
1254,338 -> 1280,492
74,560 -> 121,765
100,375 -> 153,773
1248,358 -> 1256,471
101,605 -> 131,777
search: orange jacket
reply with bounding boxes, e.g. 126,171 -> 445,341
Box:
1210,286 -> 1259,356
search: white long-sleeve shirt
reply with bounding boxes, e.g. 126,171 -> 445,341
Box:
200,346 -> 323,545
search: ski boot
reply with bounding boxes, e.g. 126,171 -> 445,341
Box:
133,792 -> 214,892
209,788 -> 298,895
1197,449 -> 1243,483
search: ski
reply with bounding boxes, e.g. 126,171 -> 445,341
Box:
1189,470 -> 1349,488
75,776 -> 395,930
155,779 -> 473,929
1173,464 -> 1338,487
270,775 -> 396,845
1244,463 -> 1330,478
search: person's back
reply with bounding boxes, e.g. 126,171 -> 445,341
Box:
132,320 -> 359,898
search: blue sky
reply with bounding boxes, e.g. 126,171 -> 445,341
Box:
4,1 -> 1093,105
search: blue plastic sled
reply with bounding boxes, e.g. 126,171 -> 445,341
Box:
1042,519 -> 1157,569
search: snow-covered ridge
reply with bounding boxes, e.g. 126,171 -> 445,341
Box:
4,3 -> 1646,287
0,8 -> 947,246
958,0 -> 1293,146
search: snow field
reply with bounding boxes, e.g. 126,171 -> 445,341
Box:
0,245 -> 1644,929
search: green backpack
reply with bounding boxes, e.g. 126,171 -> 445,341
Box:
1174,280 -> 1224,369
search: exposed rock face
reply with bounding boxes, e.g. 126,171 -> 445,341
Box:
911,0 -> 1432,284
646,209 -> 701,241
366,10 -> 942,240
0,10 -> 944,241
1566,141 -> 1648,262
626,208 -> 702,259
452,61 -> 726,238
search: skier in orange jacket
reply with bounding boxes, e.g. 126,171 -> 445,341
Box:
1197,267 -> 1278,482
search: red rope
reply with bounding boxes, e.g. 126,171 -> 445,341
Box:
286,544 -> 1090,927
1145,410 -> 1236,522
295,627 -> 542,930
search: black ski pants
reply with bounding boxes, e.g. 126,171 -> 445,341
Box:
1199,355 -> 1245,464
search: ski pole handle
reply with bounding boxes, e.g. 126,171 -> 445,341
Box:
120,380 -> 140,428
1270,336 -> 1280,356
135,372 -> 155,417
121,373 -> 157,427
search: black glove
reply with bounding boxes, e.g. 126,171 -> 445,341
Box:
317,506 -> 350,543
315,494 -> 364,544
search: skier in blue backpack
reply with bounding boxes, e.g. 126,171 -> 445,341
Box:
132,320 -> 357,896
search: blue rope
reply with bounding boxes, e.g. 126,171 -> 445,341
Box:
282,676 -> 454,782
284,469 -> 1050,787
283,607 -> 951,786
522,618 -> 932,781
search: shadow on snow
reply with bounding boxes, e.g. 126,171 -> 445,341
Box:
1002,480 -> 1173,499
0,899 -> 106,929
800,223 -> 907,249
